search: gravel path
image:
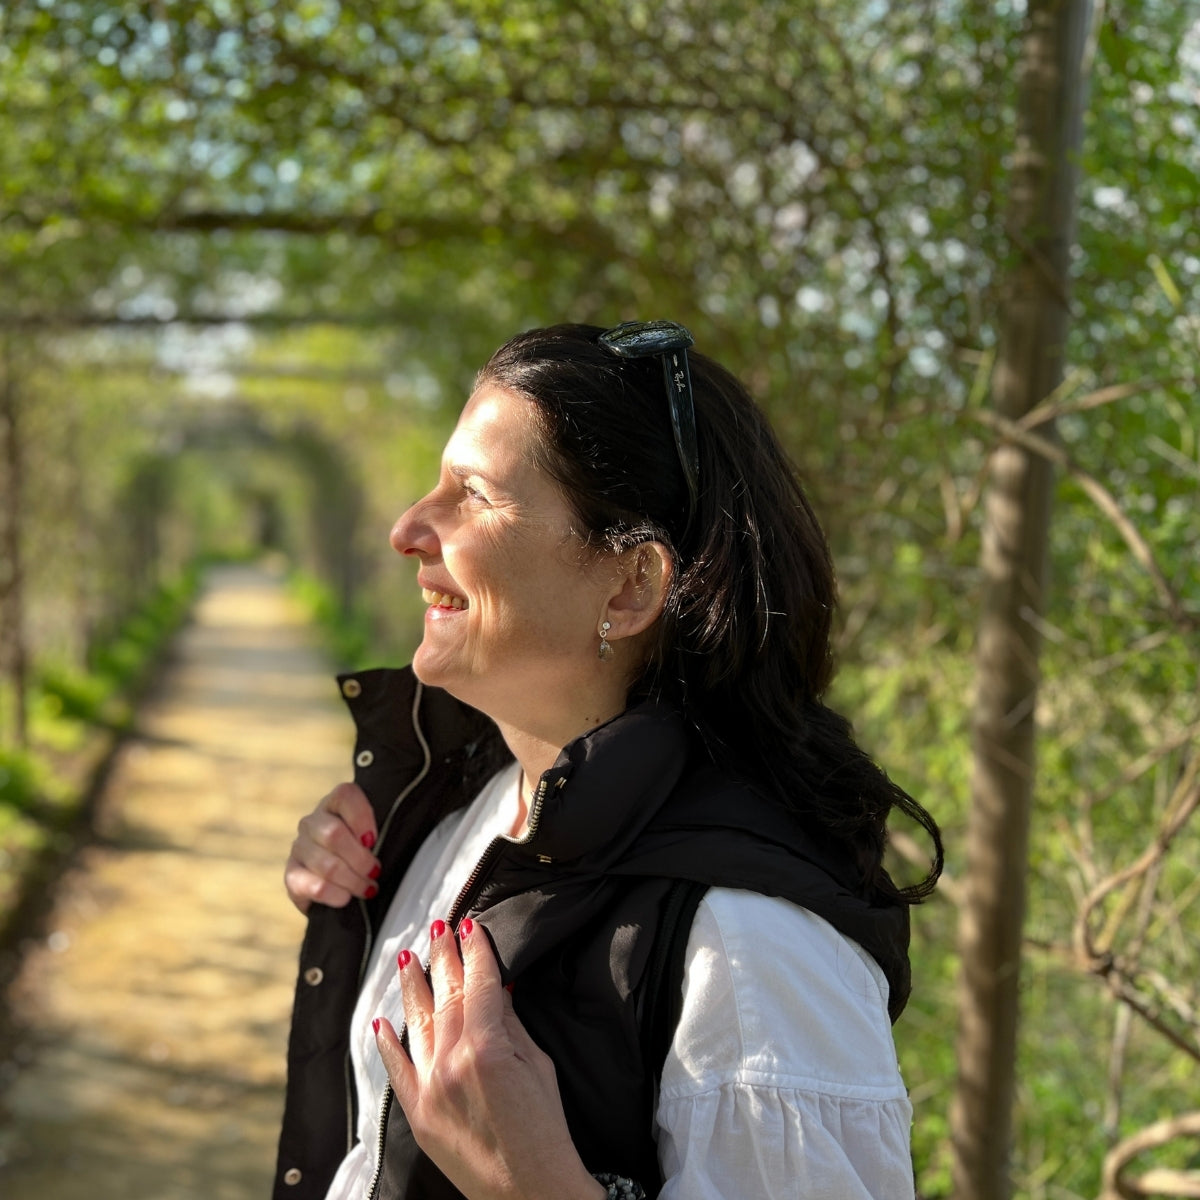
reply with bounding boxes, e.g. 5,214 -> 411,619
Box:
0,565 -> 353,1199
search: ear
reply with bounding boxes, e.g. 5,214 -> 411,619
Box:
602,541 -> 673,641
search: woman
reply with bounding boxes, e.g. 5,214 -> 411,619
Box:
276,321 -> 942,1200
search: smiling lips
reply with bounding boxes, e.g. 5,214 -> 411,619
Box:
422,587 -> 468,610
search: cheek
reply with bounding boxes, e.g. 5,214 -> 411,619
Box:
466,582 -> 530,644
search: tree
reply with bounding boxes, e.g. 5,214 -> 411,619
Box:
950,3 -> 1093,1197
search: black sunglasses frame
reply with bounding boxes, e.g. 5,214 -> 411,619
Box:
597,320 -> 700,532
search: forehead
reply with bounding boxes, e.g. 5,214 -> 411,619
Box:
445,386 -> 542,476
451,388 -> 540,468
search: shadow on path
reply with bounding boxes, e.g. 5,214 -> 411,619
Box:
0,565 -> 354,1200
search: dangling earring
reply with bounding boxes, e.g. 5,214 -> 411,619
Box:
598,620 -> 613,661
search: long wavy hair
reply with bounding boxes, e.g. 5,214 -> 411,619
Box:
477,323 -> 943,903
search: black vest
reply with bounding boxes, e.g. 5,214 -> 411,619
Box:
274,668 -> 911,1200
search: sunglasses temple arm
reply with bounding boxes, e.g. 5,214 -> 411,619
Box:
661,350 -> 701,517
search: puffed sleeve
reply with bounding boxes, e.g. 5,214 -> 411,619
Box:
655,889 -> 916,1200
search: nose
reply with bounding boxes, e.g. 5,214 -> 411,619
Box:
390,496 -> 438,558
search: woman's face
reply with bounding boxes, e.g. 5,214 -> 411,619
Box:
390,385 -> 617,724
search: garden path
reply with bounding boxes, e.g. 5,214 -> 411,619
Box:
0,564 -> 352,1199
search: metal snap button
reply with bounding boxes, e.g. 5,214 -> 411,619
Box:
283,1168 -> 303,1185
303,967 -> 324,987
355,749 -> 374,768
341,678 -> 362,698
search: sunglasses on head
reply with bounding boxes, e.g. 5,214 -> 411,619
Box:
597,320 -> 700,532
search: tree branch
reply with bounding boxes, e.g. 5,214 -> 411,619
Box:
1100,1110 -> 1200,1199
1074,752 -> 1199,965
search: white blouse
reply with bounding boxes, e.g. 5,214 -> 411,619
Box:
325,762 -> 915,1200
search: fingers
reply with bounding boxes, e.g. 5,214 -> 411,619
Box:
463,924 -> 548,1070
458,917 -> 506,1032
385,923 -> 496,1138
398,946 -> 436,1065
322,780 -> 379,851
372,1015 -> 417,1109
284,851 -> 335,912
393,919 -> 493,1073
375,922 -> 586,1200
428,919 -> 467,1049
285,782 -> 380,909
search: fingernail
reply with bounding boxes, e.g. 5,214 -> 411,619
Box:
368,863 -> 381,880
504,982 -> 514,994
430,918 -> 446,940
397,949 -> 412,970
365,885 -> 378,900
459,917 -> 474,939
371,1017 -> 381,1035
361,831 -> 376,849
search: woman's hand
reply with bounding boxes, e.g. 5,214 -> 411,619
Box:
373,918 -> 605,1200
284,781 -> 380,913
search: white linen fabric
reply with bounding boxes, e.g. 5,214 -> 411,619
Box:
656,890 -> 915,1199
324,763 -> 915,1200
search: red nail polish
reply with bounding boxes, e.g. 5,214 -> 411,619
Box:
368,863 -> 381,880
397,949 -> 412,970
361,831 -> 376,849
504,982 -> 514,994
459,917 -> 474,939
430,918 -> 446,940
364,884 -> 378,900
372,1018 -> 381,1035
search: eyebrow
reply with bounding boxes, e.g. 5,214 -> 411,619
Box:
447,463 -> 501,489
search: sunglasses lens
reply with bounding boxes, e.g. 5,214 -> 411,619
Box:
598,320 -> 695,357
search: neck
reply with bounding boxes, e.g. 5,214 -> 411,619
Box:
494,699 -> 626,837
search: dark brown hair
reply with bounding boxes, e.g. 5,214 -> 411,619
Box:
478,323 -> 942,902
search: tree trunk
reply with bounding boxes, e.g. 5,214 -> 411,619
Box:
0,341 -> 29,749
949,3 -> 1092,1198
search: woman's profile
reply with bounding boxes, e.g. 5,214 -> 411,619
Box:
276,321 -> 943,1200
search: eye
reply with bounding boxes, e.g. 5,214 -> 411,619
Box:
461,480 -> 489,505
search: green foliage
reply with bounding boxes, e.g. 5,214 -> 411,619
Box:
35,666 -> 111,725
289,569 -> 374,671
84,569 -> 200,692
0,565 -> 203,928
0,747 -> 41,815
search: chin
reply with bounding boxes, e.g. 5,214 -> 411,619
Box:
415,660 -> 511,726
410,650 -> 445,688
412,649 -> 469,702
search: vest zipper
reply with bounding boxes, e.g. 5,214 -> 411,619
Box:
364,769 -> 565,1200
447,770 -> 561,928
365,1084 -> 393,1200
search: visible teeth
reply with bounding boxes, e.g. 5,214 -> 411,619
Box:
422,588 -> 467,610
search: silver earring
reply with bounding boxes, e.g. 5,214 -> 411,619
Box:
598,620 -> 613,660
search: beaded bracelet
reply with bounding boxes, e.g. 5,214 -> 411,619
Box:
592,1174 -> 647,1200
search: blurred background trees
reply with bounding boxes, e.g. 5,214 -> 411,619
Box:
0,2 -> 1197,1196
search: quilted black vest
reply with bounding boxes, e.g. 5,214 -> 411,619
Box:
274,668 -> 910,1200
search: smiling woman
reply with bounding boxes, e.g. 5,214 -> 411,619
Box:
277,322 -> 943,1200
390,386 -> 670,806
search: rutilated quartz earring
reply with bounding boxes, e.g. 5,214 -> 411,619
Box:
598,620 -> 613,660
